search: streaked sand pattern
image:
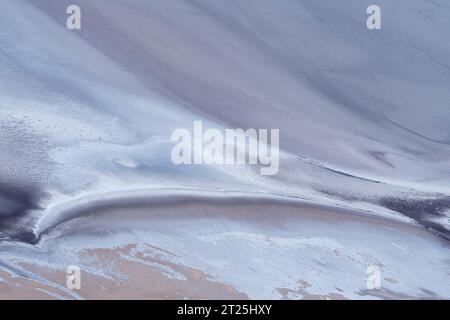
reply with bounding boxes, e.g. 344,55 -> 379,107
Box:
1,0 -> 450,299
1,193 -> 450,299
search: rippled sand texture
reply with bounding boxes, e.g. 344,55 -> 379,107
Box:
1,0 -> 450,299
1,197 -> 450,299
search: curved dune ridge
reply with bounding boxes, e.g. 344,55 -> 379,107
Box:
1,191 -> 450,299
0,0 -> 450,299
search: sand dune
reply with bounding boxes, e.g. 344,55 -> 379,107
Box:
1,0 -> 450,299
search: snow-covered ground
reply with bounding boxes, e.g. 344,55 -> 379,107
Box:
0,0 -> 449,299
